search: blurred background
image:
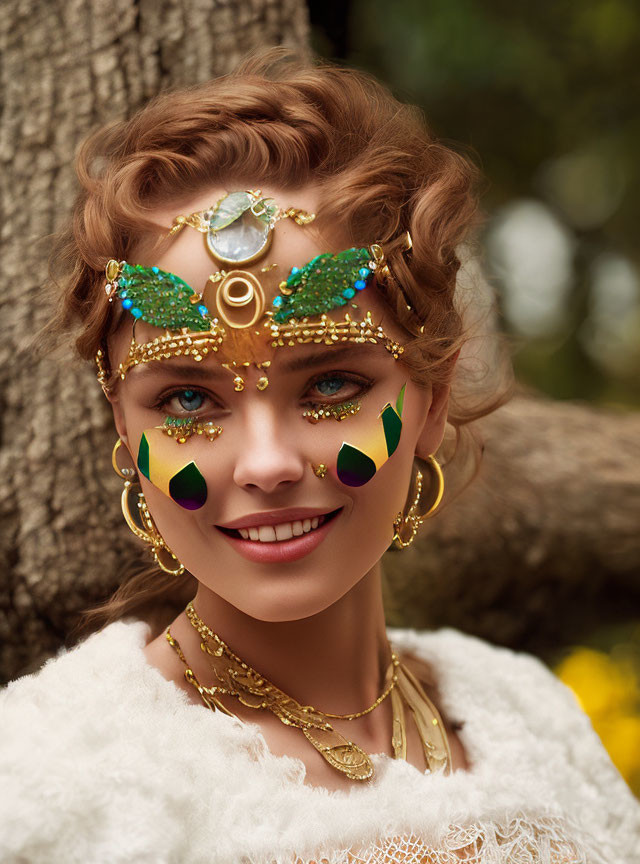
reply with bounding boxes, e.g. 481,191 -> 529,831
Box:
309,0 -> 640,792
310,0 -> 640,406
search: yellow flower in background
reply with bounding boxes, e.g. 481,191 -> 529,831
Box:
556,646 -> 640,795
557,648 -> 636,715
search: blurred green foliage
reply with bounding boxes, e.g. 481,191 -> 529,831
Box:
309,0 -> 640,406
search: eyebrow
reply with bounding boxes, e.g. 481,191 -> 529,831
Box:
127,343 -> 388,385
279,343 -> 389,373
130,362 -> 228,382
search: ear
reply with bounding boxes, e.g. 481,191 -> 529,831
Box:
104,389 -> 133,453
414,350 -> 459,459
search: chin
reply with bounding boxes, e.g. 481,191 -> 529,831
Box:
225,580 -> 354,623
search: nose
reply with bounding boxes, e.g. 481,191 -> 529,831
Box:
232,403 -> 306,493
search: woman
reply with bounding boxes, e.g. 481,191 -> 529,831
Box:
1,52 -> 638,864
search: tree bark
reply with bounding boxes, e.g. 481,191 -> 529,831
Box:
0,0 -> 310,683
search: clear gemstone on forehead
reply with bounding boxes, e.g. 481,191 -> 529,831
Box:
206,191 -> 276,265
207,209 -> 271,263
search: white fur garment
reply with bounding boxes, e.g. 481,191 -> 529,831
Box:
1,620 -> 638,863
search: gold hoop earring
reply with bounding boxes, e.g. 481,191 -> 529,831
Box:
112,438 -> 136,478
111,439 -> 185,576
392,455 -> 444,549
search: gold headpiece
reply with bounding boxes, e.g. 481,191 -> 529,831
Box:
96,236 -> 409,392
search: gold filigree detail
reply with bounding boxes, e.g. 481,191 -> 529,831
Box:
205,270 -> 266,330
168,192 -> 316,237
268,311 -> 404,360
96,310 -> 404,394
221,359 -> 271,391
98,325 -> 226,392
292,814 -> 588,864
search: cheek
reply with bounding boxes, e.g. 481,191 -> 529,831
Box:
137,427 -> 208,510
334,383 -> 406,487
330,381 -> 419,543
345,443 -> 415,543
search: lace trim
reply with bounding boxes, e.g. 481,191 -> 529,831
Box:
290,814 -> 599,864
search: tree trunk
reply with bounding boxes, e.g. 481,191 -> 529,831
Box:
0,0 -> 310,683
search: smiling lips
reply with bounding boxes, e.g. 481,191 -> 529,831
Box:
237,515 -> 325,543
215,507 -> 340,561
218,507 -> 335,542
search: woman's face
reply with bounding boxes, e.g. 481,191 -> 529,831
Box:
108,184 -> 450,622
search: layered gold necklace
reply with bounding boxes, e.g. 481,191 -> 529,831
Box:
165,601 -> 451,781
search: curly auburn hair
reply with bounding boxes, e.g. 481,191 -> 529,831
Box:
47,50 -> 513,633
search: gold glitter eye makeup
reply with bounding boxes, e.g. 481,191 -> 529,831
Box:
300,372 -> 371,423
302,400 -> 361,424
160,417 -> 223,444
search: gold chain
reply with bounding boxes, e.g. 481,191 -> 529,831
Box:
184,601 -> 400,720
166,605 -> 452,782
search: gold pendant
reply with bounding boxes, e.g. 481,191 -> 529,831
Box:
301,726 -> 374,781
395,664 -> 451,774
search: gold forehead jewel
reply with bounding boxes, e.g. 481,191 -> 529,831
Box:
168,190 -> 316,267
204,270 -> 266,330
221,360 -> 271,391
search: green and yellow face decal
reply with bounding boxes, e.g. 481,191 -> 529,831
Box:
336,384 -> 405,487
137,427 -> 208,510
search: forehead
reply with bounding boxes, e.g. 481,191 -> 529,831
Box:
107,182 -> 406,376
136,183 -> 326,297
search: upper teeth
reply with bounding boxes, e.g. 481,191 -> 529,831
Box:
238,517 -> 321,542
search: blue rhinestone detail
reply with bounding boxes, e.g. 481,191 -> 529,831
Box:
354,279 -> 367,291
358,267 -> 371,279
197,304 -> 208,316
131,307 -> 143,318
272,296 -> 284,308
122,298 -> 133,310
342,287 -> 356,299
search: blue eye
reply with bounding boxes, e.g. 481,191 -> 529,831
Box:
315,377 -> 346,396
177,389 -> 204,412
153,386 -> 218,419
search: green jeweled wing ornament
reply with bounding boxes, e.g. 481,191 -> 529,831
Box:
115,263 -> 210,330
271,247 -> 375,323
